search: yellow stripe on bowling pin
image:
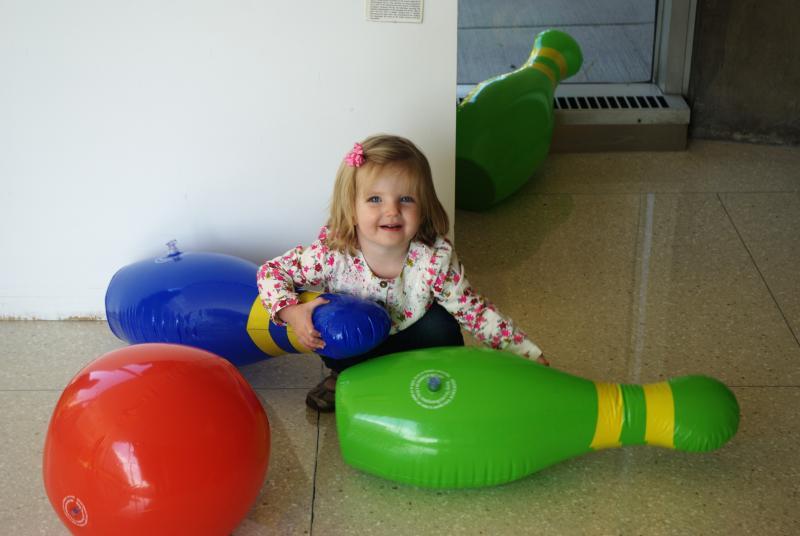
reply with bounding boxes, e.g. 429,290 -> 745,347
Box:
298,291 -> 322,304
529,47 -> 568,79
246,297 -> 285,356
590,382 -> 623,449
246,291 -> 323,356
643,382 -> 675,448
530,63 -> 556,86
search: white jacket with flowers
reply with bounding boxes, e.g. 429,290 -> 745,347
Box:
257,226 -> 542,359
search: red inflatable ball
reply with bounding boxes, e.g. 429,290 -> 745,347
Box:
42,343 -> 270,535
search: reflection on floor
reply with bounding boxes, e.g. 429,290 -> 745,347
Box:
3,140 -> 799,534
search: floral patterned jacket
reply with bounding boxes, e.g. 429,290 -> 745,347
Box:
257,226 -> 542,359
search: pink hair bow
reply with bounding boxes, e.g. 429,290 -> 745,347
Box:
344,143 -> 365,167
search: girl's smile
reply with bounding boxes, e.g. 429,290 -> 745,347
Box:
354,165 -> 421,256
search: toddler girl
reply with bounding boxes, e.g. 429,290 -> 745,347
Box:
257,134 -> 548,411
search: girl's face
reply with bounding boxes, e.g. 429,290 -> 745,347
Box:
354,164 -> 421,254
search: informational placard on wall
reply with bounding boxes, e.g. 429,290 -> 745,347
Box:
366,0 -> 424,23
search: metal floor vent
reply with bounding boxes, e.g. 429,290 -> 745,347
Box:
455,95 -> 672,109
554,95 -> 670,110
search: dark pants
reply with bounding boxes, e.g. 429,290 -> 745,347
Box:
320,303 -> 464,373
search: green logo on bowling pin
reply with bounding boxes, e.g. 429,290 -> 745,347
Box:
410,369 -> 457,409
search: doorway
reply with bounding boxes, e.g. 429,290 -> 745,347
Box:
457,0 -> 697,151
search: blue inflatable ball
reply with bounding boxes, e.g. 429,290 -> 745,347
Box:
313,294 -> 392,359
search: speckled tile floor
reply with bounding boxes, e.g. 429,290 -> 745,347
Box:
2,140 -> 799,534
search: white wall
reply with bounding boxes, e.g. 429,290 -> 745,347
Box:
0,1 -> 457,319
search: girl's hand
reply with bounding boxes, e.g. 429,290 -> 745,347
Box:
524,351 -> 550,366
276,297 -> 330,351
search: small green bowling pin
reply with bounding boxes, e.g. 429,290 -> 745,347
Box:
335,347 -> 739,488
456,30 -> 583,210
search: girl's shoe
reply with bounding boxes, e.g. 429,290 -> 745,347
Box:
306,372 -> 337,412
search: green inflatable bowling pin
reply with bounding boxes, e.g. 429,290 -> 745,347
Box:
335,347 -> 739,488
456,29 -> 583,210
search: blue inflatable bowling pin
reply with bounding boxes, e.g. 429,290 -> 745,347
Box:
105,241 -> 390,366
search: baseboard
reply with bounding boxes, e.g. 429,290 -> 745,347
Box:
551,122 -> 687,152
553,84 -> 690,152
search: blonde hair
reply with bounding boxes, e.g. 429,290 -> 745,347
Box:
327,134 -> 449,255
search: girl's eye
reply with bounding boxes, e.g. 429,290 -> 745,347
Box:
367,196 -> 381,203
400,196 -> 416,203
